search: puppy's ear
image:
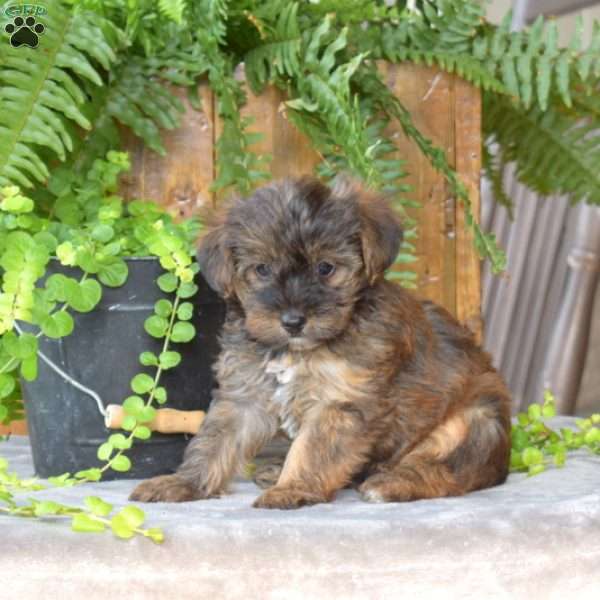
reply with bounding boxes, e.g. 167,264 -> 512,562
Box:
196,210 -> 235,298
332,176 -> 403,284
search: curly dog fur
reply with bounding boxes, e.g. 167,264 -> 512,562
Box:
130,177 -> 511,509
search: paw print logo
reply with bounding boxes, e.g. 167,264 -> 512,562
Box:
5,15 -> 45,48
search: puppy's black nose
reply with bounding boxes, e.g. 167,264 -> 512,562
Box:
281,310 -> 306,335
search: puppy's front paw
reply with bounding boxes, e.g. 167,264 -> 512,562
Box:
252,486 -> 328,510
129,474 -> 200,503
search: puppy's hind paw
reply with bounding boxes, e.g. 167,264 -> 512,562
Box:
129,474 -> 200,503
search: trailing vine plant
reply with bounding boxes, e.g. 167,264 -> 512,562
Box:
0,152 -> 202,541
511,391 -> 600,477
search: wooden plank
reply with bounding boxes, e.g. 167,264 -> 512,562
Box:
383,63 -> 457,315
213,71 -> 320,202
120,83 -> 215,218
0,421 -> 27,435
454,76 -> 483,340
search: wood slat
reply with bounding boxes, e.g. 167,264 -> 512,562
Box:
384,64 -> 457,314
213,73 -> 321,202
0,421 -> 27,435
120,84 -> 215,218
454,76 -> 482,340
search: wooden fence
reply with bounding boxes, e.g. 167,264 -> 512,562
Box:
1,64 -> 481,435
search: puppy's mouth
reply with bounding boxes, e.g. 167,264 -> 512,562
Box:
286,334 -> 321,351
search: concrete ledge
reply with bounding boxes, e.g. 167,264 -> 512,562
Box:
2,417 -> 600,599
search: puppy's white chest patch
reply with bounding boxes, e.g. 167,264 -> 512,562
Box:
266,357 -> 300,439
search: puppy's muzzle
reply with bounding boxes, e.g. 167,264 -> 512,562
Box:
280,309 -> 306,336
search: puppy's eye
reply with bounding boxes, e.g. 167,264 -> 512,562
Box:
317,261 -> 335,277
255,263 -> 271,278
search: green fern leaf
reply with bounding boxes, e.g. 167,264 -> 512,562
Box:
158,0 -> 186,24
0,7 -> 118,188
484,92 -> 600,204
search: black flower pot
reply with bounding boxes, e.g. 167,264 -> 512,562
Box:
20,257 -> 226,480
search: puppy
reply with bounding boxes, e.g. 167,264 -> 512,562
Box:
130,177 -> 511,509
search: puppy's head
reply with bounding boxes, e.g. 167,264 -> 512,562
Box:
198,176 -> 402,350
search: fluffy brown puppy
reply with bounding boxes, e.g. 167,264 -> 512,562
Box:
130,177 -> 511,509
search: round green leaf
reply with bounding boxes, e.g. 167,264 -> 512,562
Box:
131,373 -> 154,394
159,351 -> 181,369
85,496 -> 113,517
91,224 -> 115,243
521,447 -> 543,467
0,191 -> 33,213
154,299 -> 173,318
76,248 -> 100,273
139,352 -> 158,366
55,241 -> 76,265
108,433 -> 132,450
97,442 -> 113,461
177,302 -> 193,321
34,231 -> 58,253
122,415 -> 137,431
111,455 -> 132,472
511,428 -> 529,452
33,500 -> 62,516
0,374 -> 15,399
528,403 -> 542,421
584,428 -> 600,444
154,387 -> 167,404
72,513 -> 106,533
98,258 -> 128,287
20,355 -> 37,381
137,406 -> 157,424
41,311 -> 74,338
110,514 -> 134,539
527,464 -> 545,477
67,279 -> 102,313
123,395 -> 145,417
157,272 -> 178,292
119,505 -> 145,528
133,425 -> 151,440
144,315 -> 168,338
176,282 -> 198,299
171,322 -> 196,343
45,273 -> 69,302
3,331 -> 38,359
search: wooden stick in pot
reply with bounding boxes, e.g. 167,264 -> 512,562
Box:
105,405 -> 205,435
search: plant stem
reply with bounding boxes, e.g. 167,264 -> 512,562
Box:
98,282 -> 183,476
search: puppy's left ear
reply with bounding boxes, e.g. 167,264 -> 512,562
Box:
357,189 -> 403,285
197,215 -> 236,299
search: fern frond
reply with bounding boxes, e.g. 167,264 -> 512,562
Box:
473,14 -> 600,111
157,0 -> 186,24
0,6 -> 118,188
484,92 -> 600,204
244,2 -> 301,94
188,0 -> 269,194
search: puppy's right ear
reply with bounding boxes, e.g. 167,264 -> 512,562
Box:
197,219 -> 235,298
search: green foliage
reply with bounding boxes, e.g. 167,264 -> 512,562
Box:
0,152 -> 201,542
0,4 -> 118,188
0,457 -> 163,542
0,150 -> 197,442
3,0 -> 600,270
483,92 -> 600,205
157,0 -> 186,25
511,391 -> 600,476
